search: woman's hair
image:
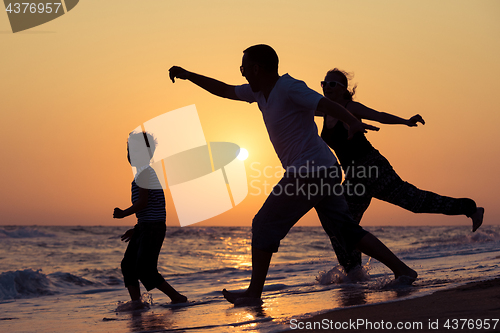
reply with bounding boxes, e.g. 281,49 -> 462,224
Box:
326,68 -> 357,101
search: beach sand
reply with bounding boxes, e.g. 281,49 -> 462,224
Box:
282,278 -> 500,332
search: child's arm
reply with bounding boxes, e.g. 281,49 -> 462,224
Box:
113,187 -> 148,219
121,228 -> 135,242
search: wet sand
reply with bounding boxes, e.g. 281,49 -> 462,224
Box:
282,278 -> 500,332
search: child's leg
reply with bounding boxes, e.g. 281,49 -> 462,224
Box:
127,285 -> 141,301
121,227 -> 141,301
157,281 -> 187,303
136,222 -> 187,302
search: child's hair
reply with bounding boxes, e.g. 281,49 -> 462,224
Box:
128,131 -> 157,159
326,68 -> 357,101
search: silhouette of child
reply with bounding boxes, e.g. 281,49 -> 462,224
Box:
113,131 -> 187,307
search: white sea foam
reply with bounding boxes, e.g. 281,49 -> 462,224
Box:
0,269 -> 54,300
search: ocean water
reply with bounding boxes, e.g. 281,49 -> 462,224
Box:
1,225 -> 499,332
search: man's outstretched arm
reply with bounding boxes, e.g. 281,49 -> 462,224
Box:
169,66 -> 239,100
316,97 -> 379,139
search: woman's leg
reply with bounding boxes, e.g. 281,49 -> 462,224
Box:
314,178 -> 416,281
354,151 -> 482,231
374,168 -> 482,231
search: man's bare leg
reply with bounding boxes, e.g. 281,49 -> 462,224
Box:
223,247 -> 272,304
356,233 -> 418,282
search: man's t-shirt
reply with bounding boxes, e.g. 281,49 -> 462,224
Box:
235,74 -> 337,173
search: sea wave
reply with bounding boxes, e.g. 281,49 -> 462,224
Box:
0,269 -> 106,300
0,227 -> 56,238
413,228 -> 500,246
0,269 -> 55,300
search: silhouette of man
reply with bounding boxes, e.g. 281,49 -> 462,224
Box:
169,44 -> 417,305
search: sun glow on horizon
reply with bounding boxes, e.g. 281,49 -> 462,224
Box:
237,148 -> 249,161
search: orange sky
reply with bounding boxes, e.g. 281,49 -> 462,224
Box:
1,0 -> 499,227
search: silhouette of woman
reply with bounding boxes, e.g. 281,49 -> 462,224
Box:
319,68 -> 484,272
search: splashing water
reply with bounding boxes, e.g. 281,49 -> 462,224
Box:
114,292 -> 153,312
317,262 -> 372,285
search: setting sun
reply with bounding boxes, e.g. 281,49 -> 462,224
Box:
237,148 -> 249,161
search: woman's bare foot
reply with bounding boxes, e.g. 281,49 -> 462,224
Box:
471,207 -> 484,232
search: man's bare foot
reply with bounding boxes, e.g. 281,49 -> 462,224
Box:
234,297 -> 263,306
471,207 -> 484,232
222,289 -> 248,303
171,294 -> 188,304
222,289 -> 262,306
